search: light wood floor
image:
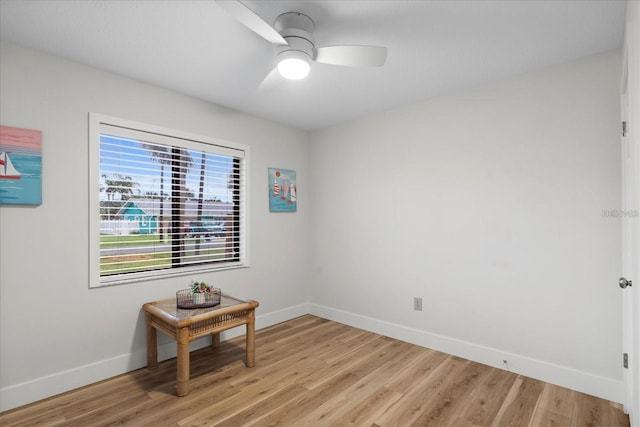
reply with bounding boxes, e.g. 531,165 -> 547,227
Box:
0,315 -> 630,426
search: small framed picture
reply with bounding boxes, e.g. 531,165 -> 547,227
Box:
0,125 -> 43,205
268,168 -> 296,212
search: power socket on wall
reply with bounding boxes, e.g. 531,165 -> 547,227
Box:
414,297 -> 423,311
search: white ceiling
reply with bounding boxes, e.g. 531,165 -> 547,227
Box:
0,0 -> 627,131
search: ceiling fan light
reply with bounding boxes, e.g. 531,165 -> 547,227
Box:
277,51 -> 311,80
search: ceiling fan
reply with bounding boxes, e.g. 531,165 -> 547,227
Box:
216,0 -> 387,88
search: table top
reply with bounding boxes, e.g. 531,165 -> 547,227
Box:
143,293 -> 259,325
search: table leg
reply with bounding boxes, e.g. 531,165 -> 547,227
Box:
245,309 -> 256,368
211,332 -> 220,349
176,327 -> 190,397
146,314 -> 158,370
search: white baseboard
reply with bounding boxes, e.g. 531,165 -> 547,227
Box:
0,303 -> 309,412
309,303 -> 623,404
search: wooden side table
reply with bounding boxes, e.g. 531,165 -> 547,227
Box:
142,293 -> 259,396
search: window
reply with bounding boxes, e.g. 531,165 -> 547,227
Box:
89,114 -> 248,287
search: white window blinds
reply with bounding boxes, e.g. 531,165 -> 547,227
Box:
89,116 -> 247,287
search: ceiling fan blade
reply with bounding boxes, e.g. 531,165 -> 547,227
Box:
216,0 -> 288,46
257,66 -> 283,93
315,45 -> 387,67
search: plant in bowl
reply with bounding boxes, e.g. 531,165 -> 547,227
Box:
192,281 -> 212,304
192,281 -> 212,293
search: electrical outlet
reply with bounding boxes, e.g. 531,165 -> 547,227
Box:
414,297 -> 422,311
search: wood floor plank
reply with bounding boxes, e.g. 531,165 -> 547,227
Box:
573,392 -> 613,427
294,340 -> 422,426
409,358 -> 492,427
374,356 -> 468,426
448,366 -> 518,427
384,348 -> 449,394
207,383 -> 309,427
610,401 -> 632,427
170,341 -> 326,425
296,336 -> 390,390
248,371 -> 363,426
0,315 -> 630,427
490,376 -> 545,427
331,386 -> 405,427
528,382 -> 576,427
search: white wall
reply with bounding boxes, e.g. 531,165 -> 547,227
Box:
0,41 -> 310,411
309,50 -> 623,402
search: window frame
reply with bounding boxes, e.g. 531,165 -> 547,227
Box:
88,113 -> 250,288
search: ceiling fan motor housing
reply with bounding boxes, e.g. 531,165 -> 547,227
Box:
274,12 -> 316,61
